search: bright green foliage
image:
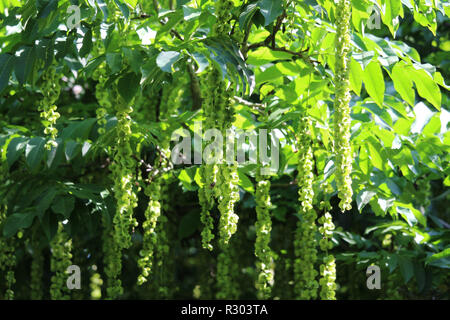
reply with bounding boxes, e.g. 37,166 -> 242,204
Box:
333,0 -> 353,212
50,223 -> 72,300
0,0 -> 448,302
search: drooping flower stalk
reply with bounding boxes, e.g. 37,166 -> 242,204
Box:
294,116 -> 318,300
50,223 -> 72,300
333,0 -> 353,212
254,168 -> 274,299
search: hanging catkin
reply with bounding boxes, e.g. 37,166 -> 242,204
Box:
39,65 -> 61,150
50,223 -> 72,300
30,228 -> 44,300
294,116 -> 318,300
333,0 -> 353,212
0,207 -> 15,300
318,183 -> 337,300
254,167 -> 274,299
137,177 -> 161,285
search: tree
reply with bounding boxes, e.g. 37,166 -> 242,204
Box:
0,0 -> 448,300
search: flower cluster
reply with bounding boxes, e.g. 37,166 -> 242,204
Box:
294,116 -> 318,300
39,66 -> 61,150
30,229 -> 44,300
102,214 -> 123,299
0,208 -> 15,300
217,163 -> 240,247
216,245 -> 239,299
110,89 -> 138,250
254,170 -> 274,299
50,223 -> 72,300
318,196 -> 337,300
333,0 -> 353,212
137,178 -> 161,285
198,2 -> 238,250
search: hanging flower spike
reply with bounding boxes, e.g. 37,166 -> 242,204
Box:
333,0 -> 353,212
318,183 -> 337,300
254,168 -> 274,299
39,65 -> 61,150
50,223 -> 72,300
294,116 -> 319,300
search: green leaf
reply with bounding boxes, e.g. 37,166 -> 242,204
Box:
398,256 -> 414,283
395,202 -> 426,227
237,169 -> 254,194
6,136 -> 28,168
51,196 -> 75,219
2,212 -> 37,238
178,211 -> 200,239
391,63 -> 415,106
15,46 -> 36,85
349,57 -> 363,95
426,248 -> 450,264
239,3 -> 259,31
114,0 -> 129,20
106,52 -> 122,74
366,137 -> 384,169
46,138 -> 64,169
156,51 -> 181,73
258,0 -> 283,26
182,5 -> 201,21
79,28 -> 93,58
363,60 -> 385,107
0,53 -> 15,94
65,140 -> 80,161
25,137 -> 45,171
117,72 -> 141,103
247,47 -> 293,66
356,190 -> 376,212
411,68 -> 441,111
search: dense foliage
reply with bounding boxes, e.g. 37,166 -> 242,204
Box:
0,0 -> 449,300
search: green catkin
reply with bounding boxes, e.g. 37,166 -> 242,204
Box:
254,169 -> 274,299
217,163 -> 240,247
105,88 -> 137,299
198,0 -> 236,250
39,65 -> 61,150
318,183 -> 337,300
216,244 -> 239,299
137,178 -> 162,285
90,270 -> 103,300
294,116 -> 319,300
50,223 -> 72,300
110,88 -> 138,250
94,68 -> 110,136
333,0 -> 353,212
92,27 -> 109,135
30,231 -> 44,300
155,179 -> 175,298
154,212 -> 170,298
102,214 -> 123,299
198,165 -> 215,251
0,207 -> 15,300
